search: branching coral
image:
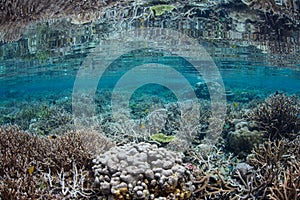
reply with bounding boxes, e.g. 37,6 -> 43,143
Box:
171,137 -> 300,199
0,125 -> 54,199
187,144 -> 239,199
1,124 -> 299,199
242,138 -> 300,199
0,125 -> 114,199
249,93 -> 300,140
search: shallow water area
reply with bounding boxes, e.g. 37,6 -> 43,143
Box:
1,1 -> 300,199
1,32 -> 300,104
1,22 -> 300,141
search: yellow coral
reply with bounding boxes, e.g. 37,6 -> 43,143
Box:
28,165 -> 34,175
113,187 -> 128,200
119,187 -> 128,194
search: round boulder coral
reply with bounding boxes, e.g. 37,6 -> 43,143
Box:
92,142 -> 195,199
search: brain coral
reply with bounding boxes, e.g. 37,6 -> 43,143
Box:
92,142 -> 195,199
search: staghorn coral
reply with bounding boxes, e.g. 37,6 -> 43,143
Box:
189,137 -> 300,199
187,144 -> 239,199
0,126 -> 49,199
249,93 -> 300,140
100,99 -> 210,147
232,138 -> 300,199
0,125 -> 114,199
92,142 -> 195,199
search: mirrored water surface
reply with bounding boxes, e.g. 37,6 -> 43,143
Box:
1,26 -> 300,103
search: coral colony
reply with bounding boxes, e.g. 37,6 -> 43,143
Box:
1,91 -> 300,199
1,0 -> 300,200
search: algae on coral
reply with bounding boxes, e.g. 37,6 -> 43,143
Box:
151,133 -> 176,143
150,4 -> 176,16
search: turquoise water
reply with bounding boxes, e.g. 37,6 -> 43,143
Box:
1,39 -> 299,105
1,23 -> 300,140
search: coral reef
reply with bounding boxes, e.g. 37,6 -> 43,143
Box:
92,142 -> 195,199
0,125 -> 114,199
194,81 -> 225,100
249,93 -> 300,140
0,102 -> 74,135
0,102 -> 40,130
164,100 -> 212,146
232,137 -> 300,199
189,137 -> 300,199
100,98 -> 210,147
187,143 -> 239,199
28,105 -> 73,135
226,120 -> 264,156
1,122 -> 300,199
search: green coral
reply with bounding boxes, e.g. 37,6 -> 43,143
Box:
150,5 -> 176,16
151,133 -> 176,143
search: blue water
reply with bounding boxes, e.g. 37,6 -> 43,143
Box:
1,37 -> 300,108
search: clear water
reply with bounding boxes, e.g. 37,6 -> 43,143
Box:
1,34 -> 299,105
0,17 -> 300,134
2,2 -> 300,199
